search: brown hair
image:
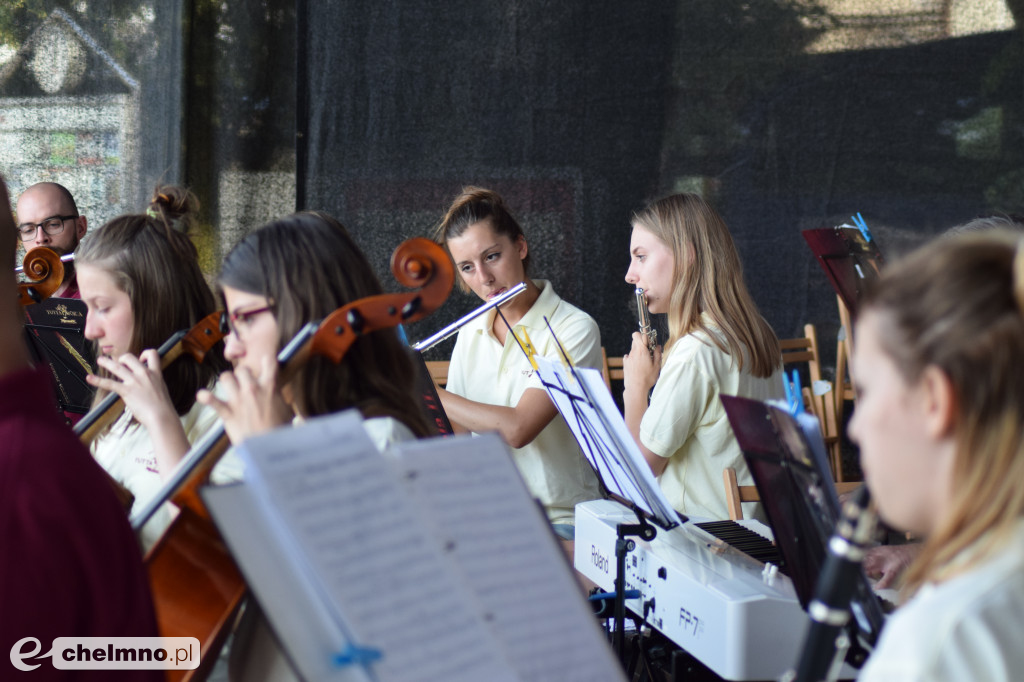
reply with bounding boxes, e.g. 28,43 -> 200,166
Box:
432,186 -> 529,293
860,230 -> 1024,594
632,193 -> 780,377
76,186 -> 228,418
218,211 -> 430,437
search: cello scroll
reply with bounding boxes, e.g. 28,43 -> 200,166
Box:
310,237 -> 454,362
18,247 -> 65,305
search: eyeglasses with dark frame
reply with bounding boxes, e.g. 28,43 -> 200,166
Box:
16,214 -> 78,242
219,305 -> 274,338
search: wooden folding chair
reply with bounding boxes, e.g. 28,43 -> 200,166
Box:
605,349 -> 624,385
780,324 -> 844,481
834,296 -> 858,434
599,346 -> 612,391
723,467 -> 862,521
425,360 -> 449,388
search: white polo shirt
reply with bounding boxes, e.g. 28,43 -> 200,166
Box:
640,315 -> 784,520
859,519 -> 1024,681
447,279 -> 603,525
91,384 -> 240,552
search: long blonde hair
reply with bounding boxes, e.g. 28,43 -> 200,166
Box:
861,230 -> 1024,594
632,193 -> 779,377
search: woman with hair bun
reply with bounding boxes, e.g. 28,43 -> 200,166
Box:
851,230 -> 1024,681
431,186 -> 602,540
78,186 -> 232,550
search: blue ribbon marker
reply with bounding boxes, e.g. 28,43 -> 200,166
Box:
332,643 -> 383,668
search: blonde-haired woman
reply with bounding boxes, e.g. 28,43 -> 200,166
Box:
622,192 -> 783,519
851,231 -> 1024,680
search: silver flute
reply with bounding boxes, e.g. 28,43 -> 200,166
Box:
636,287 -> 656,351
412,281 -> 528,352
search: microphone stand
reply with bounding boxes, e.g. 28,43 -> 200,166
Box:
612,504 -> 657,658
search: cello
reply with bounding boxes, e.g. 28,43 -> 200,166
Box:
74,311 -> 225,443
72,311 -> 226,511
141,237 -> 454,681
17,246 -> 65,305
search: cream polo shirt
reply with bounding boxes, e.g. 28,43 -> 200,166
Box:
447,279 -> 602,526
91,384 -> 242,552
859,519 -> 1024,681
640,315 -> 784,520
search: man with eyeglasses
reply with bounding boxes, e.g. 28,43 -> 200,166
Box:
0,175 -> 161,677
15,182 -> 88,298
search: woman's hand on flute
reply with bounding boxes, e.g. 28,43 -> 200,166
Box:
622,331 -> 661,398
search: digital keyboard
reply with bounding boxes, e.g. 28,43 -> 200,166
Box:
574,499 -> 811,681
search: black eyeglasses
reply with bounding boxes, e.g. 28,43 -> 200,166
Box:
17,214 -> 77,241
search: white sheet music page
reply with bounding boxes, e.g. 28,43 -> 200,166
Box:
532,355 -> 678,527
235,409 -> 519,682
392,432 -> 626,682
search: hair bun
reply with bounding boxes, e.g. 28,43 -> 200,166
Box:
147,185 -> 199,233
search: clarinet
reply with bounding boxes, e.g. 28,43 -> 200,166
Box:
784,485 -> 877,682
635,287 -> 656,353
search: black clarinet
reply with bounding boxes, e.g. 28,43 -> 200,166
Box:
785,485 -> 877,682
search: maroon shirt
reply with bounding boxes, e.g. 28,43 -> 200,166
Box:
0,366 -> 162,680
57,273 -> 80,300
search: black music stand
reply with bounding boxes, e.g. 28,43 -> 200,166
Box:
720,395 -> 884,666
530,343 -> 681,657
23,297 -> 94,417
802,224 -> 884,318
532,351 -> 680,530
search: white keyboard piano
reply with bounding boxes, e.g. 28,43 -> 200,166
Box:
574,499 -> 812,681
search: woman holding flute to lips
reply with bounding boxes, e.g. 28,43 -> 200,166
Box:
622,193 -> 784,520
431,186 -> 602,541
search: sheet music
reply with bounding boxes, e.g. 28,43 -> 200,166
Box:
203,484 -> 364,682
392,433 -> 625,682
234,410 -> 518,682
532,355 -> 679,528
768,400 -> 843,511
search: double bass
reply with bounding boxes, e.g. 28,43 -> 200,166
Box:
141,237 -> 454,681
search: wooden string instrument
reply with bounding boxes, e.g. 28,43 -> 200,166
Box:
138,237 -> 453,682
17,247 -> 65,305
73,311 -> 226,511
73,312 -> 225,443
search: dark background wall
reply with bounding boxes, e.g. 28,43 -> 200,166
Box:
3,1 -> 1023,380
301,2 -> 676,360
299,1 -> 1024,375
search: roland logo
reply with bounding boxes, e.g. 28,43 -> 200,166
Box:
591,545 -> 609,574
